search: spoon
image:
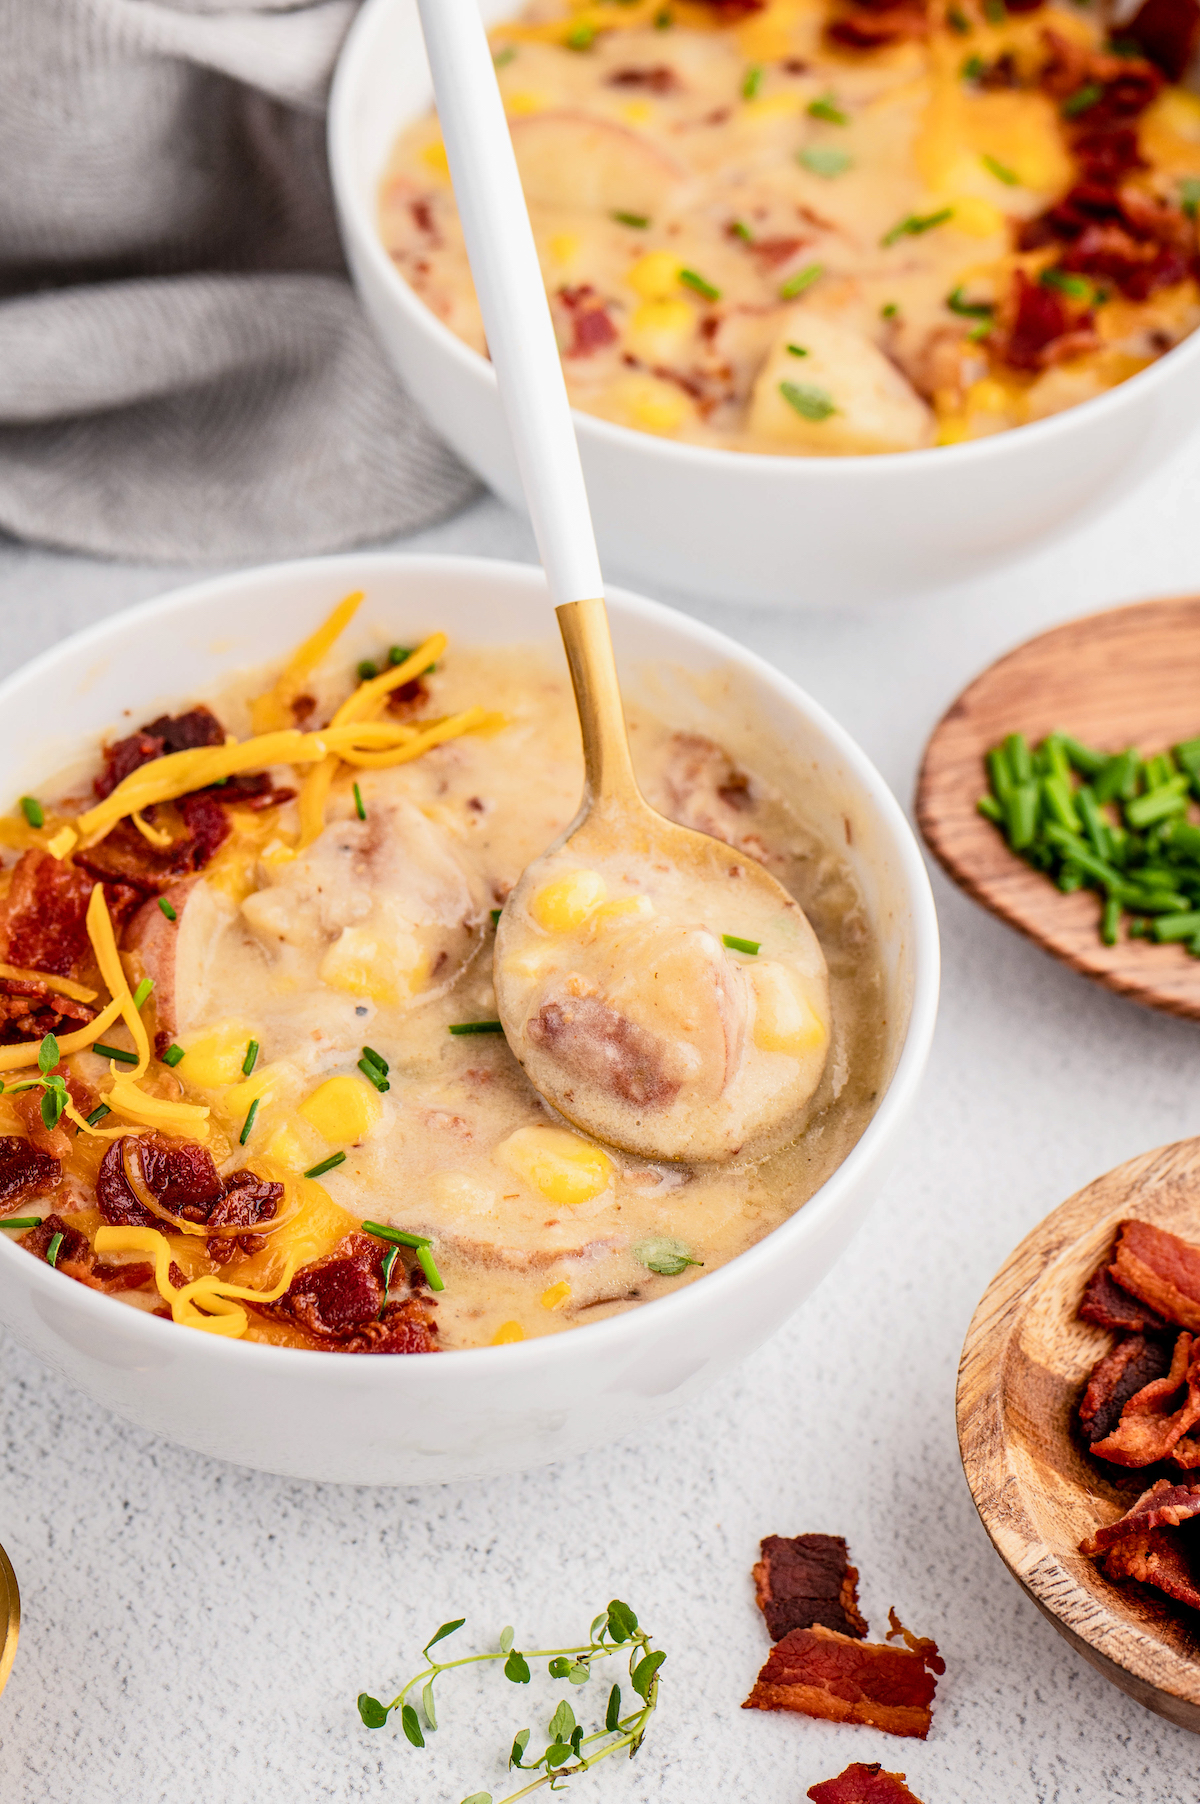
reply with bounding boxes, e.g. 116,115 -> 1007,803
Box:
0,1538 -> 18,1699
917,591 -> 1200,1021
416,0 -> 831,1161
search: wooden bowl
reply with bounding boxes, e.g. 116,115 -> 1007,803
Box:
916,593 -> 1200,1021
958,1136 -> 1200,1732
0,1540 -> 17,1700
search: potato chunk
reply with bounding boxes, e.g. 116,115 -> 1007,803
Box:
510,111 -> 684,216
748,311 -> 935,455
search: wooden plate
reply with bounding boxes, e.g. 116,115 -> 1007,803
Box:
916,594 -> 1200,1020
0,1540 -> 17,1700
958,1136 -> 1200,1732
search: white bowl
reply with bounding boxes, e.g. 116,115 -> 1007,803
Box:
329,0 -> 1200,609
0,555 -> 938,1483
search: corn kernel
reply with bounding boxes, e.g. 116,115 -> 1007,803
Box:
299,1074 -> 383,1145
224,1060 -> 294,1122
265,1118 -> 323,1172
966,377 -> 1013,415
420,138 -> 450,176
742,93 -> 801,122
530,868 -> 607,932
495,1125 -> 613,1207
626,250 -> 681,301
540,1280 -> 572,1311
751,963 -> 827,1054
616,373 -> 690,435
549,232 -> 581,267
625,298 -> 695,365
620,99 -> 654,126
950,196 -> 1005,238
492,1320 -> 526,1344
320,925 -> 427,1004
505,90 -> 549,117
180,1019 -> 256,1088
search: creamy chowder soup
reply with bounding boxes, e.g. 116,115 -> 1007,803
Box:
381,0 -> 1200,451
0,599 -> 885,1352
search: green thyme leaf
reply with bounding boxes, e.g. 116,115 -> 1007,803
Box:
505,1650 -> 532,1684
545,1742 -> 573,1769
548,1656 -> 572,1678
461,1794 -> 492,1804
40,1088 -> 65,1132
425,1618 -> 467,1655
567,1663 -> 590,1685
499,1625 -> 515,1653
548,1700 -> 576,1743
633,1235 -> 702,1276
606,1600 -> 638,1644
358,1694 -> 389,1728
421,1680 -> 438,1731
798,145 -> 851,178
606,1684 -> 622,1731
779,380 -> 836,422
38,1033 -> 59,1075
400,1703 -> 425,1748
631,1651 -> 666,1698
510,1727 -> 531,1768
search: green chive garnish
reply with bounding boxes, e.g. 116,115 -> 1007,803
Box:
984,0 -> 1004,19
362,1221 -> 431,1250
242,1039 -> 259,1077
779,263 -> 823,300
133,977 -> 154,1010
779,381 -> 836,422
881,302 -> 899,318
612,210 -> 651,228
161,1045 -> 185,1068
722,934 -> 761,955
357,659 -> 378,682
361,1046 -> 389,1076
353,783 -> 366,821
46,1231 -> 63,1269
786,344 -> 809,359
947,285 -> 994,318
566,22 -> 595,48
1040,268 -> 1091,300
679,268 -> 720,302
388,646 -> 414,665
962,54 -> 986,80
981,153 -> 1018,185
798,146 -> 851,178
493,44 -> 517,67
94,1043 -> 138,1066
158,897 -> 177,922
85,1104 -> 111,1126
379,1243 -> 400,1312
947,6 -> 970,30
358,1058 -> 390,1093
239,1097 -> 259,1145
742,64 -> 763,99
882,208 -> 953,247
417,1245 -> 445,1292
1062,82 -> 1103,118
1,1217 -> 43,1231
304,1151 -> 346,1180
730,220 -> 753,242
807,93 -> 848,125
19,796 -> 44,830
490,908 -> 502,925
448,1021 -> 504,1035
1182,177 -> 1200,220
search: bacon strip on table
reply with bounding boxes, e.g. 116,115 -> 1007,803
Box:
808,1763 -> 928,1804
742,1618 -> 942,1740
753,1534 -> 868,1640
1089,1331 -> 1200,1466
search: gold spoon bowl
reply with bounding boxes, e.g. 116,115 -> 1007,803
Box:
0,1539 -> 18,1699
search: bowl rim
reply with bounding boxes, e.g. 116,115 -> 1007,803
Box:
330,0 -> 1200,484
0,551 -> 939,1379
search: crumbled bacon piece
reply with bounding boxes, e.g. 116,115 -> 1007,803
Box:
528,995 -> 680,1109
204,1172 -> 284,1262
1101,1525 -> 1200,1607
96,1133 -> 225,1229
0,851 -> 95,980
556,286 -> 620,358
1079,1250 -> 1169,1334
0,1135 -> 61,1209
695,0 -> 766,16
0,976 -> 95,1046
1038,31 -> 1164,122
1090,1330 -> 1200,1465
1110,1219 -> 1200,1333
191,771 -> 296,811
753,1535 -> 868,1641
95,707 -> 226,800
995,270 -> 1098,371
386,675 -> 429,718
607,66 -> 680,94
1081,1477 -> 1200,1554
265,1231 -> 438,1353
1079,1333 -> 1172,1445
808,1764 -> 928,1804
1071,126 -> 1146,186
1117,0 -> 1200,81
20,1210 -> 89,1270
74,795 -> 230,895
828,4 -> 928,47
743,1621 -> 940,1739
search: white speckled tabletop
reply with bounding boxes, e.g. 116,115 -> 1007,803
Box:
3,440 -> 1200,1804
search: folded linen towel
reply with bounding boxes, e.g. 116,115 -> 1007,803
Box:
0,0 -> 478,562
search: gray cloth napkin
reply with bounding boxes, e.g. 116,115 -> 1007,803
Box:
0,0 -> 478,563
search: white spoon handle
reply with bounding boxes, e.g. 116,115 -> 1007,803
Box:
415,0 -> 604,608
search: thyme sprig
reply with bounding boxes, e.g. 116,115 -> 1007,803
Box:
0,1033 -> 70,1130
357,1599 -> 664,1804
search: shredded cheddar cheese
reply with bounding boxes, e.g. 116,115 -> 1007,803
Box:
0,964 -> 96,1004
249,589 -> 365,734
93,1225 -> 296,1338
86,885 -> 150,1079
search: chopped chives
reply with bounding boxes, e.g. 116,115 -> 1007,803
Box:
947,285 -> 993,318
947,5 -> 970,29
1182,176 -> 1200,220
1040,268 -> 1091,300
358,1057 -> 390,1094
132,977 -> 154,1010
449,1020 -> 504,1034
679,267 -> 720,302
1154,911 -> 1200,942
984,0 -> 1004,18
388,645 -> 414,665
161,1044 -> 185,1068
94,1042 -> 138,1066
722,934 -> 761,955
779,262 -> 823,300
361,1046 -> 389,1076
239,1097 -> 259,1145
981,153 -> 1018,185
881,301 -> 899,319
807,93 -> 848,125
566,22 -> 595,48
304,1151 -> 346,1180
490,908 -> 502,926
780,381 -> 836,421
1,1217 -> 43,1231
417,1245 -> 445,1292
357,659 -> 378,682
362,1221 -> 431,1250
242,1039 -> 259,1077
379,1243 -> 400,1312
962,53 -> 986,80
493,44 -> 517,67
882,208 -> 953,247
741,63 -> 763,99
19,796 -> 44,829
612,210 -> 651,228
157,897 -> 177,922
46,1231 -> 63,1269
1062,82 -> 1103,118
730,219 -> 753,242
85,1104 -> 112,1126
786,343 -> 809,357
353,783 -> 366,821
1101,896 -> 1121,945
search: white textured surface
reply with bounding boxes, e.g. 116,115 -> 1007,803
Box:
3,429 -> 1200,1801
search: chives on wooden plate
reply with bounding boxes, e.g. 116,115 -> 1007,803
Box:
979,729 -> 1200,953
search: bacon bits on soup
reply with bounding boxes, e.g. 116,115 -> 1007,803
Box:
0,595 -> 884,1349
380,0 -> 1200,452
